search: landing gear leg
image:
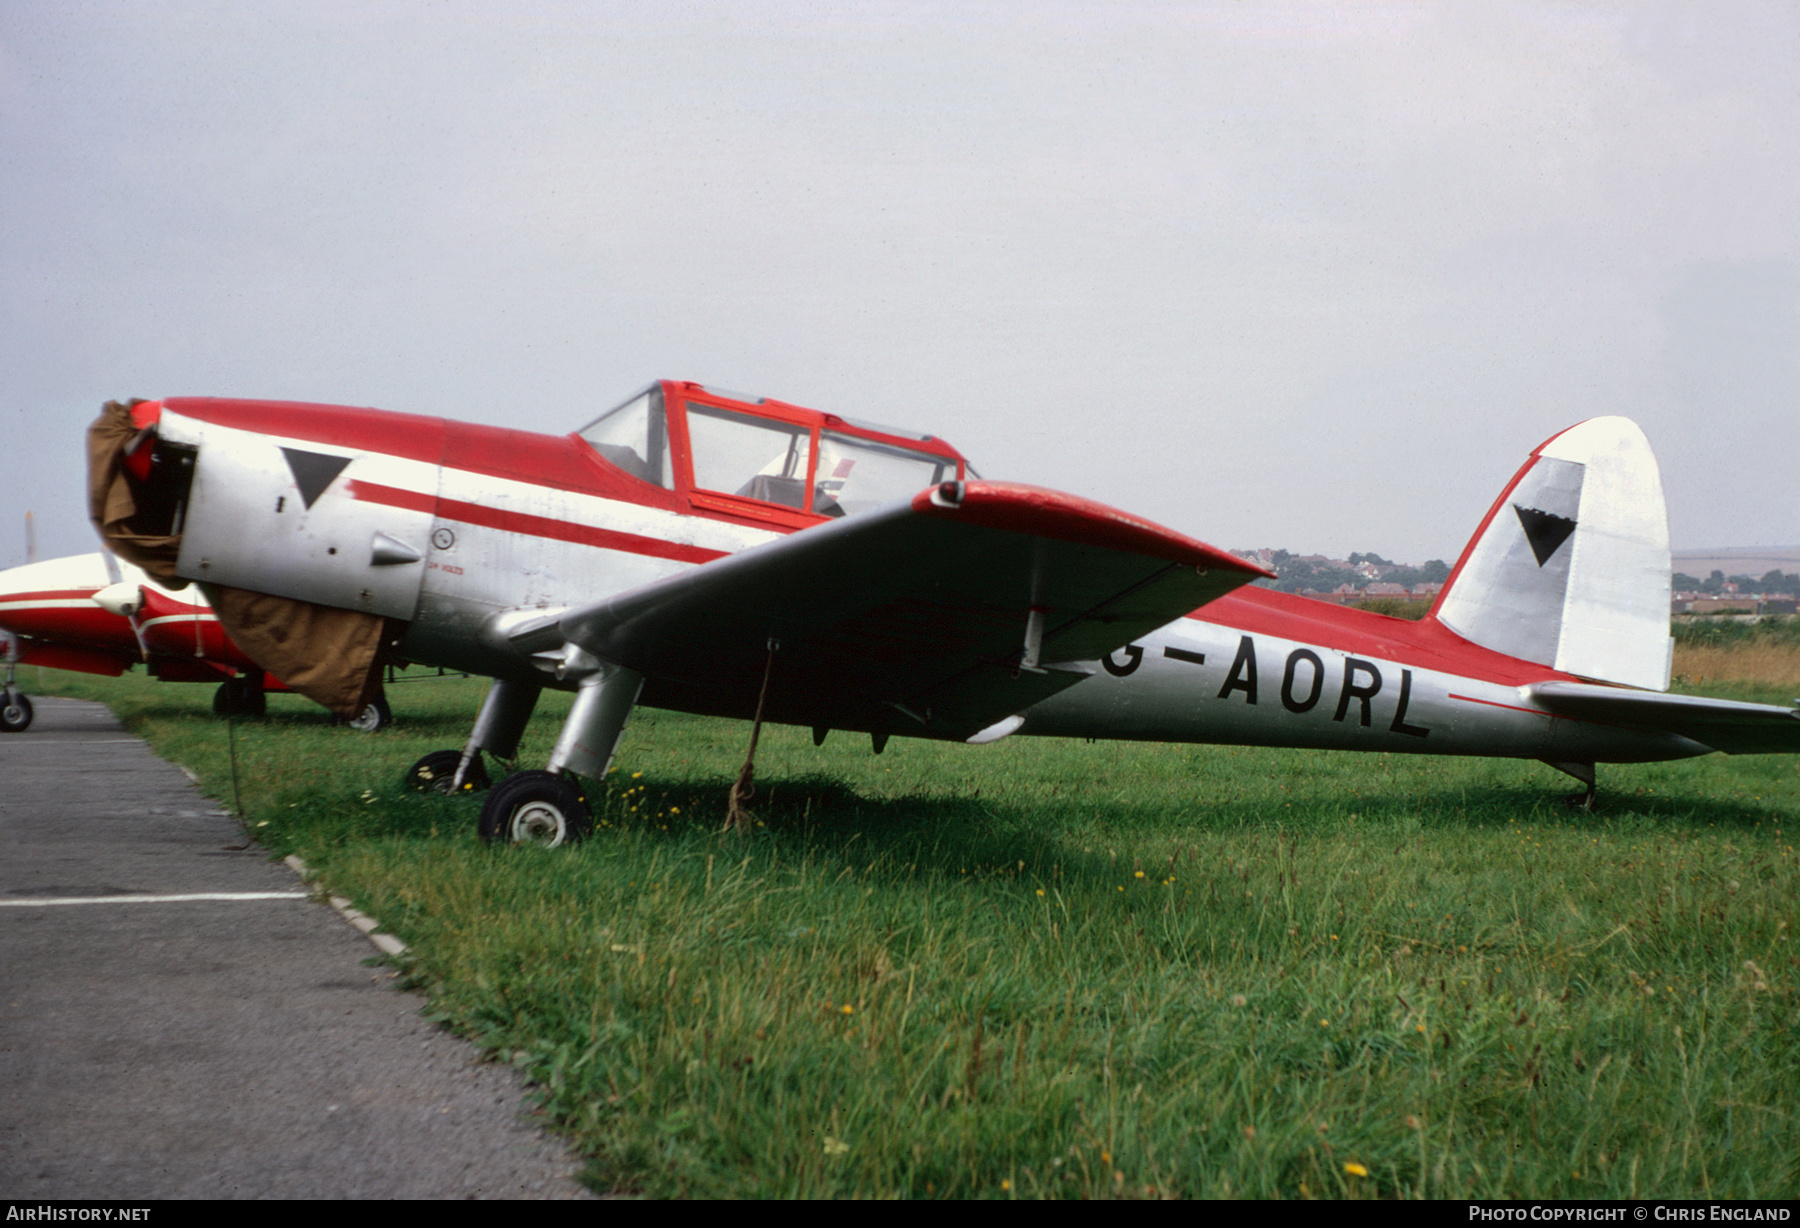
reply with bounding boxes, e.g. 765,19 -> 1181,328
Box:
1,649 -> 31,733
459,677 -> 541,789
476,665 -> 643,845
405,677 -> 539,795
1545,760 -> 1598,811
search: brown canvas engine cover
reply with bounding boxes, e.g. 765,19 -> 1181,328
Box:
86,400 -> 391,717
206,586 -> 389,716
86,399 -> 182,580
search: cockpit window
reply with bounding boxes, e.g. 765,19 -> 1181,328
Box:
579,386 -> 670,488
813,431 -> 954,518
687,403 -> 814,510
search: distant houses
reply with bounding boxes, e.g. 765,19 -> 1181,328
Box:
1673,592 -> 1798,617
1299,581 -> 1442,606
1237,545 -> 1799,617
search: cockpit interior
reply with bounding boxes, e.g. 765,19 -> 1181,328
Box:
578,381 -> 971,524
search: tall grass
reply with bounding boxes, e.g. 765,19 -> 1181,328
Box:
30,666 -> 1800,1198
1674,620 -> 1800,690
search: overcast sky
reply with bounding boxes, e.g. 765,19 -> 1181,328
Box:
3,0 -> 1795,570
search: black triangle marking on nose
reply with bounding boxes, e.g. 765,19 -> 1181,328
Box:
280,448 -> 352,510
1513,503 -> 1577,567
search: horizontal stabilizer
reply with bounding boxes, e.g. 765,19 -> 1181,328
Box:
556,481 -> 1269,739
1529,681 -> 1800,755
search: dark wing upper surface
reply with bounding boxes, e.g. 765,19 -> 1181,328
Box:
1529,681 -> 1800,755
556,481 -> 1270,740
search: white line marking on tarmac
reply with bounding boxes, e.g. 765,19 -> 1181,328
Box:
0,892 -> 310,907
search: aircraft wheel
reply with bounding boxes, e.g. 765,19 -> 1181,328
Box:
478,770 -> 590,847
343,696 -> 393,733
404,749 -> 491,795
212,678 -> 266,718
0,693 -> 32,733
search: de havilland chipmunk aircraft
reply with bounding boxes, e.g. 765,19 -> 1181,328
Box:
0,551 -> 393,732
83,382 -> 1800,844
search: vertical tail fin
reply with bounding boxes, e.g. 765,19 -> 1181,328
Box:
1433,417 -> 1672,691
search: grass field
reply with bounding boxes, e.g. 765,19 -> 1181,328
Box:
23,637 -> 1800,1199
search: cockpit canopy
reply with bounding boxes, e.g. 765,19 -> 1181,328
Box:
578,381 -> 971,521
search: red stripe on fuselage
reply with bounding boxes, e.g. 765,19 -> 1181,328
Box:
1448,693 -> 1548,716
346,480 -> 729,566
0,588 -> 105,605
167,398 -> 447,464
163,399 -> 689,512
1191,587 -> 1581,687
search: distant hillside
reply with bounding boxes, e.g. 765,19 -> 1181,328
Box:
1673,547 -> 1800,577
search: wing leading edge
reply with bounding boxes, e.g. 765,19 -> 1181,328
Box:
552,481 -> 1271,740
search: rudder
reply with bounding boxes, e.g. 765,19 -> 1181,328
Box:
1433,417 -> 1672,691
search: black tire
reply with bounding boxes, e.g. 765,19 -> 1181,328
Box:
477,770 -> 591,847
212,677 -> 266,718
343,695 -> 392,732
404,749 -> 491,795
0,692 -> 32,733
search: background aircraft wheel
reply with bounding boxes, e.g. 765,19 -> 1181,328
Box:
212,677 -> 266,718
341,695 -> 392,732
1,693 -> 32,733
478,770 -> 590,847
404,749 -> 491,795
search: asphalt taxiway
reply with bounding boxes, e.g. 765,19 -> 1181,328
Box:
0,697 -> 589,1199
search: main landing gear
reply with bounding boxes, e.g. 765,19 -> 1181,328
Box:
1,646 -> 30,732
404,748 -> 492,794
1,691 -> 31,733
213,675 -> 267,718
405,664 -> 644,848
328,684 -> 392,731
477,771 -> 590,845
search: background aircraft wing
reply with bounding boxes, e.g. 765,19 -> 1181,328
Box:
554,481 -> 1270,741
1528,681 -> 1800,755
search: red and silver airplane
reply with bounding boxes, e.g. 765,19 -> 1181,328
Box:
87,381 -> 1800,841
0,552 -> 390,731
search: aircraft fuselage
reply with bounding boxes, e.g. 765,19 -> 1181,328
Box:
142,390 -> 1707,770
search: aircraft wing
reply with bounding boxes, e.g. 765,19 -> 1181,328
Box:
550,481 -> 1271,741
1528,681 -> 1800,755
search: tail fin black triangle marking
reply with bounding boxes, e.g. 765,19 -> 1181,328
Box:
280,447 -> 352,510
1513,503 -> 1577,567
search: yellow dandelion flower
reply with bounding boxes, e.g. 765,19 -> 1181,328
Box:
841,1004 -> 854,1015
1134,870 -> 1145,879
1344,1162 -> 1368,1177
